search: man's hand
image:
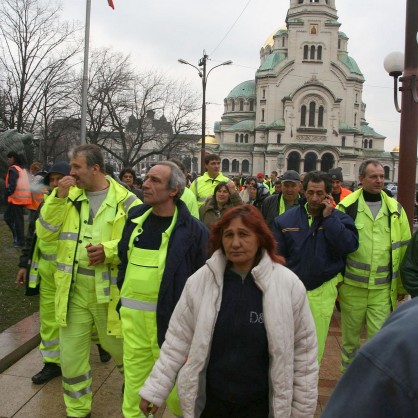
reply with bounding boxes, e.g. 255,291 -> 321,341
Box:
139,399 -> 159,417
15,268 -> 27,286
226,180 -> 237,194
322,194 -> 334,218
86,243 -> 105,266
57,175 -> 76,198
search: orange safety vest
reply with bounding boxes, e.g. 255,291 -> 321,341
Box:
6,165 -> 32,205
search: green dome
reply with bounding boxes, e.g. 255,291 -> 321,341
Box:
227,80 -> 256,99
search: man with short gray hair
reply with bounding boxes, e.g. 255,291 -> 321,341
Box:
117,161 -> 209,418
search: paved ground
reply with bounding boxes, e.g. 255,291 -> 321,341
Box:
0,310 -> 343,418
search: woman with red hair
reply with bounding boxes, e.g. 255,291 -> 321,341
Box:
140,205 -> 318,418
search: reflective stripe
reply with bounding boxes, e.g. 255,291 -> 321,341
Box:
341,347 -> 357,359
110,276 -> 117,285
120,297 -> 157,312
40,253 -> 56,261
38,215 -> 60,233
392,239 -> 410,250
123,194 -> 138,212
64,386 -> 92,399
29,273 -> 38,283
102,271 -> 110,281
32,261 -> 39,269
346,258 -> 371,271
77,267 -> 95,277
40,349 -> 60,358
375,275 -> 391,285
62,371 -> 92,385
42,338 -> 59,347
376,265 -> 390,273
392,270 -> 399,279
103,287 -> 110,296
344,271 -> 369,283
58,232 -> 78,241
57,262 -> 73,274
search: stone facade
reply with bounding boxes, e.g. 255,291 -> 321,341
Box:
214,0 -> 400,182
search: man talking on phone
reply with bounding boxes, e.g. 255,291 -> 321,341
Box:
273,171 -> 358,364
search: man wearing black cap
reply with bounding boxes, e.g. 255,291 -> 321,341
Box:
261,170 -> 302,230
15,161 -> 71,384
329,167 -> 352,205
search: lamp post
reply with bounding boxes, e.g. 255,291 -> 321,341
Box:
384,0 -> 418,229
178,51 -> 232,175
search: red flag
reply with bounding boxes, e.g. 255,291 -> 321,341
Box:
108,0 -> 115,9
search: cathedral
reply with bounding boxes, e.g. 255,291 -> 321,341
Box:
213,0 -> 399,182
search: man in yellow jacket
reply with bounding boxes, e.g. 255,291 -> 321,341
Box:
337,159 -> 411,373
37,144 -> 140,418
189,154 -> 229,207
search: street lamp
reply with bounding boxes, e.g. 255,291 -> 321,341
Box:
178,51 -> 232,175
383,0 -> 418,229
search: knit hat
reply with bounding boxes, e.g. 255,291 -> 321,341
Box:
44,161 -> 70,185
328,167 -> 343,182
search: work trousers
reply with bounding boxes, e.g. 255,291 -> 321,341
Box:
339,283 -> 391,373
38,259 -> 60,364
120,306 -> 181,418
307,276 -> 339,365
4,203 -> 25,245
61,275 -> 123,417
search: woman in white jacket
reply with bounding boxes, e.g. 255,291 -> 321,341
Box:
140,205 -> 318,418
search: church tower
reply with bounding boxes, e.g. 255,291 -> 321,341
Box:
215,0 -> 391,182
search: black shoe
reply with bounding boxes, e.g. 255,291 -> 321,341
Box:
97,344 -> 111,363
32,363 -> 62,384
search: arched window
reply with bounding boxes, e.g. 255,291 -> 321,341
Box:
222,159 -> 229,172
249,99 -> 254,111
309,102 -> 316,127
277,134 -> 281,144
369,139 -> 373,149
245,134 -> 249,143
298,0 -> 303,3
338,38 -> 341,49
288,151 -> 301,172
240,134 -> 244,143
342,136 -> 346,147
364,139 -> 368,149
235,133 -> 238,143
239,100 -> 244,111
262,89 -> 266,99
303,45 -> 309,60
231,101 -> 235,111
242,160 -> 250,173
310,45 -> 315,59
384,166 -> 390,180
301,105 -> 307,126
354,113 -> 357,126
304,152 -> 317,172
261,109 -> 265,122
282,37 -> 285,47
321,153 -> 335,172
317,45 -> 322,60
232,159 -> 239,172
318,106 -> 324,127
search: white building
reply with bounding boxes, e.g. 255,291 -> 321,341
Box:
214,0 -> 400,182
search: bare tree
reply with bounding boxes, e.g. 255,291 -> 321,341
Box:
84,48 -> 200,169
0,0 -> 82,134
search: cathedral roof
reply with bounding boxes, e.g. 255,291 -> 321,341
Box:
226,80 -> 256,99
360,122 -> 385,139
338,54 -> 363,77
258,52 -> 287,72
224,119 -> 255,132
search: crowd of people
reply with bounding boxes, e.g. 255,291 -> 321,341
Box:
4,146 -> 417,417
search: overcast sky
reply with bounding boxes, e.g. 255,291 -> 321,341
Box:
62,0 -> 407,152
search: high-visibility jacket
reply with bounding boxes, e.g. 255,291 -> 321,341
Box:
36,177 -> 140,335
332,186 -> 352,207
337,189 -> 411,309
6,165 -> 31,205
189,171 -> 230,207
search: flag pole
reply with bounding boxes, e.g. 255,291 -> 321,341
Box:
80,0 -> 92,145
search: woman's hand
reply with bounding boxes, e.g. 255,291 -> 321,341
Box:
139,398 -> 159,417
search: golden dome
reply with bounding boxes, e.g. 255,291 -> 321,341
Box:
197,135 -> 218,145
263,26 -> 287,48
392,146 -> 400,152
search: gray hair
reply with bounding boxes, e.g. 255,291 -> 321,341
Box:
358,159 -> 384,178
70,144 -> 105,172
155,161 -> 186,200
